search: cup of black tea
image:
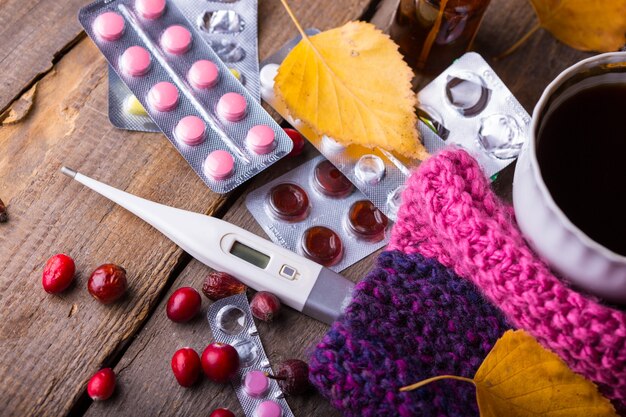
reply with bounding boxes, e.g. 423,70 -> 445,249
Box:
513,52 -> 626,303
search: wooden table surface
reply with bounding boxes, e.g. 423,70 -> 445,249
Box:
0,0 -> 591,415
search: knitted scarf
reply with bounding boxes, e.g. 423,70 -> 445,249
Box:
309,148 -> 626,416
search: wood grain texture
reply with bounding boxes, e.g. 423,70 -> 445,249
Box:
0,35 -> 229,417
83,147 -> 380,417
0,0 -> 88,113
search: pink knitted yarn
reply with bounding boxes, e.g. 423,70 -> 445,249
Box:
389,147 -> 626,409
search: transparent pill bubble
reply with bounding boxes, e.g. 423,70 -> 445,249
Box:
216,305 -> 246,335
232,338 -> 259,368
260,64 -> 279,90
477,113 -> 523,159
445,72 -> 490,117
208,39 -> 246,63
387,186 -> 404,218
198,10 -> 245,34
322,135 -> 346,152
355,154 -> 385,185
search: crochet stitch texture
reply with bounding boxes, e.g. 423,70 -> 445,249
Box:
309,251 -> 511,417
311,148 -> 626,415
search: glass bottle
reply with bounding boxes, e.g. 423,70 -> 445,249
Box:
390,0 -> 491,74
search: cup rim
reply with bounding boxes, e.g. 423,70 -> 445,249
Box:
529,51 -> 626,263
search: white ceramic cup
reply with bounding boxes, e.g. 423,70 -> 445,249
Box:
513,52 -> 626,303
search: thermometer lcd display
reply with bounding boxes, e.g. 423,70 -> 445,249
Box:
230,241 -> 270,269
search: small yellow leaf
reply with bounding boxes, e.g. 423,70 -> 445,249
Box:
529,0 -> 626,52
474,330 -> 617,417
274,21 -> 427,160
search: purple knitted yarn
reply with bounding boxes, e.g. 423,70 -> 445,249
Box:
309,251 -> 511,417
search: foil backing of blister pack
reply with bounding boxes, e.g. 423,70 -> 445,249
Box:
108,65 -> 160,132
108,0 -> 261,133
208,294 -> 295,417
261,35 -> 529,220
245,155 -> 390,273
80,0 -> 292,194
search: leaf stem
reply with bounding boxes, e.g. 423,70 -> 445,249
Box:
399,375 -> 475,392
278,0 -> 310,43
417,0 -> 449,69
495,23 -> 541,60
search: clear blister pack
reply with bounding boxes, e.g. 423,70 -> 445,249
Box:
260,34 -> 529,220
208,293 -> 294,417
79,0 -> 292,193
416,52 -> 530,176
246,155 -> 390,272
108,0 -> 261,133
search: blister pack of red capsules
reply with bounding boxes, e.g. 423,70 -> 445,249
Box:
79,0 -> 292,193
246,155 -> 390,272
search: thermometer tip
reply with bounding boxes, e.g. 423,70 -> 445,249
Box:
60,166 -> 77,179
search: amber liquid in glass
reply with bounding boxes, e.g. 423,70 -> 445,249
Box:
390,0 -> 491,74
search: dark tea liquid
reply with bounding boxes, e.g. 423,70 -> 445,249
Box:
537,83 -> 626,256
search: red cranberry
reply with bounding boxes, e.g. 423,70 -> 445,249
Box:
171,348 -> 201,387
209,409 -> 235,417
268,183 -> 309,222
202,271 -> 247,301
283,128 -> 305,157
250,291 -> 281,322
300,226 -> 343,266
87,264 -> 127,304
201,342 -> 240,383
87,368 -> 116,401
166,287 -> 201,322
42,253 -> 76,294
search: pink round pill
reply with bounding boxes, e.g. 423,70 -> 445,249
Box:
204,150 -> 234,180
135,0 -> 165,19
161,25 -> 192,55
243,370 -> 269,398
148,82 -> 179,112
246,125 -> 276,154
254,400 -> 282,417
188,60 -> 219,89
120,46 -> 151,77
175,116 -> 206,146
217,92 -> 247,122
93,12 -> 125,41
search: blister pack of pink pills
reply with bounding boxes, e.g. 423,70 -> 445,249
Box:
108,0 -> 261,133
208,293 -> 294,417
246,155 -> 390,272
261,34 -> 529,220
79,0 -> 292,193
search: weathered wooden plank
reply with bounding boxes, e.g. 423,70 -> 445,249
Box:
82,147 -> 380,417
0,0 -> 89,113
0,35 -> 231,417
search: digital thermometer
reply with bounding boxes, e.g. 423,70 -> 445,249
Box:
60,167 -> 354,325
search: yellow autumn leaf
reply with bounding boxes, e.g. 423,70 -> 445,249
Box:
274,5 -> 427,160
529,0 -> 626,52
401,330 -> 617,417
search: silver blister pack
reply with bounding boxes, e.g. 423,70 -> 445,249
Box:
260,34 -> 529,220
208,293 -> 295,417
417,52 -> 530,176
245,155 -> 390,273
108,0 -> 261,133
79,0 -> 292,193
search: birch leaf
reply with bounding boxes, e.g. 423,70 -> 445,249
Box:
529,0 -> 626,52
274,18 -> 427,160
